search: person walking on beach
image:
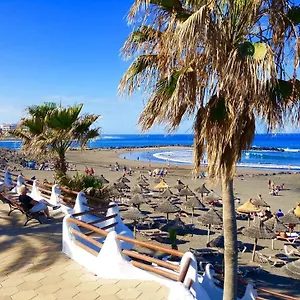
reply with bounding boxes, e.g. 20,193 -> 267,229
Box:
85,166 -> 89,175
19,185 -> 60,219
276,209 -> 284,218
90,167 -> 95,175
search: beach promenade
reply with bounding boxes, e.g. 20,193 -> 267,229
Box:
0,203 -> 169,300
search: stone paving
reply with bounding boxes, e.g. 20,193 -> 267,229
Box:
0,202 -> 169,300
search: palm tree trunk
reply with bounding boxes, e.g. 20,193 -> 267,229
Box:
55,153 -> 67,180
221,173 -> 238,300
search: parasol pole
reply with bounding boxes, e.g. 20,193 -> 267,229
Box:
207,224 -> 211,244
133,221 -> 137,238
191,208 -> 194,224
252,238 -> 258,262
248,214 -> 251,227
271,238 -> 275,250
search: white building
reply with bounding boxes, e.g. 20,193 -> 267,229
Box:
0,123 -> 17,132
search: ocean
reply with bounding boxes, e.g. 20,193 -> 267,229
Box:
1,133 -> 300,170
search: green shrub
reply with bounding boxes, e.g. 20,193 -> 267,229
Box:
59,172 -> 109,206
60,172 -> 104,191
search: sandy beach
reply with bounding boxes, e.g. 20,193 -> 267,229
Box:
14,147 -> 300,296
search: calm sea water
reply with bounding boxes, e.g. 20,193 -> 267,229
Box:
1,133 -> 300,170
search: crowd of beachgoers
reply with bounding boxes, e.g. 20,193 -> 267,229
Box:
0,148 -> 77,172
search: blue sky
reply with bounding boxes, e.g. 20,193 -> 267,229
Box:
0,0 -> 193,134
0,1 -> 298,134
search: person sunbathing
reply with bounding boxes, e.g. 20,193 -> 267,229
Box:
18,185 -> 60,219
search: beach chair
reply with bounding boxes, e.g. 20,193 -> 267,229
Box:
136,228 -> 169,240
284,244 -> 300,257
237,263 -> 262,278
276,232 -> 300,244
255,252 -> 287,267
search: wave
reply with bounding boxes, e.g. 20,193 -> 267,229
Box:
151,149 -> 300,170
101,135 -> 123,140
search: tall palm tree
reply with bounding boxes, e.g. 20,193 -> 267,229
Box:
120,1 -> 300,299
13,103 -> 100,180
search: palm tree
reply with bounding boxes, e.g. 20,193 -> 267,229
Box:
120,1 -> 300,299
12,103 -> 100,180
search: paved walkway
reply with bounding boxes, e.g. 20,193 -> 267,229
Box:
0,202 -> 169,300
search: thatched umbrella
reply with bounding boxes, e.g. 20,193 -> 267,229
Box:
203,191 -> 222,205
137,174 -> 148,181
242,218 -> 276,261
179,186 -> 195,201
108,187 -> 122,199
159,188 -> 175,198
294,202 -> 300,218
154,180 -> 168,191
185,196 -> 205,223
197,208 -> 223,243
207,233 -> 224,248
117,175 -> 130,183
173,179 -> 185,191
264,216 -> 288,249
113,181 -> 130,190
279,212 -> 300,233
100,175 -> 109,184
283,258 -> 300,280
155,199 -> 179,221
136,179 -> 149,186
195,183 -> 210,198
160,217 -> 187,235
128,193 -> 147,209
237,199 -> 262,226
251,197 -> 270,207
131,184 -> 144,194
121,207 -> 145,237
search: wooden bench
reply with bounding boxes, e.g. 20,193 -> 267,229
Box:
0,192 -> 43,226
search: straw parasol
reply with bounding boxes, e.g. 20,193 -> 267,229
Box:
136,179 -> 149,186
203,191 -> 222,205
108,187 -> 122,198
159,188 -> 175,198
179,186 -> 195,201
160,217 -> 187,235
155,199 -> 179,221
283,258 -> 300,280
294,202 -> 300,218
173,179 -> 185,190
237,199 -> 262,226
137,174 -> 148,181
185,196 -> 205,223
121,207 -> 145,237
264,215 -> 288,249
117,175 -> 130,183
242,218 -> 276,261
195,183 -> 210,197
128,193 -> 147,209
207,233 -> 224,248
131,184 -> 144,194
100,175 -> 109,184
154,180 -> 169,191
197,208 -> 223,243
113,181 -> 130,190
250,197 -> 270,207
279,212 -> 300,233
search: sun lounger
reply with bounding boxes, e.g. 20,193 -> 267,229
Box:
276,232 -> 300,244
137,228 -> 169,240
237,263 -> 261,278
255,252 -> 287,267
284,244 -> 300,257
